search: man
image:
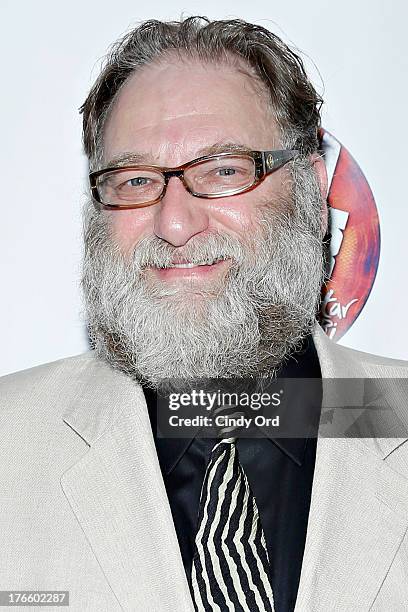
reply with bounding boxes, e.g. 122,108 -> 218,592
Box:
1,16 -> 408,612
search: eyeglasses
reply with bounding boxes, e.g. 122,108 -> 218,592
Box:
89,149 -> 298,210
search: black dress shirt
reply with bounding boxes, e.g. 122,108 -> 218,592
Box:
144,335 -> 321,612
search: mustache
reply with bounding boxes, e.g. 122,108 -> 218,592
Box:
130,232 -> 250,270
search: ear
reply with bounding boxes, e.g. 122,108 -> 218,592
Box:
310,152 -> 329,234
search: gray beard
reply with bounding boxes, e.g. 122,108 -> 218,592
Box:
82,158 -> 327,387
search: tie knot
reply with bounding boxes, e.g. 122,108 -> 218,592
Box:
211,403 -> 245,439
209,437 -> 237,463
215,435 -> 237,447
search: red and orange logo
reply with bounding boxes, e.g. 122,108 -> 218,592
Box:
319,129 -> 381,340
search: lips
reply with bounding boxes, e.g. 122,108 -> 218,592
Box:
152,256 -> 226,269
147,257 -> 231,282
167,262 -> 208,269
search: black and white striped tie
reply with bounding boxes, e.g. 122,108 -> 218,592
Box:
191,437 -> 275,612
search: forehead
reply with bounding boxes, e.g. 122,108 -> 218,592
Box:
102,57 -> 280,166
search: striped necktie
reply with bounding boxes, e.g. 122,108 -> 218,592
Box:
191,437 -> 275,612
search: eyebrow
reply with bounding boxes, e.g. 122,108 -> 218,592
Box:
106,152 -> 151,167
105,142 -> 254,168
196,142 -> 253,156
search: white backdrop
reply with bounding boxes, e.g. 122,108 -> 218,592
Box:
1,0 -> 407,376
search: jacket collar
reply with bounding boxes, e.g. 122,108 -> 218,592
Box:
313,324 -> 408,457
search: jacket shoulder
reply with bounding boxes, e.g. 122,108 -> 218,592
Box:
0,351 -> 96,389
0,352 -> 99,421
313,325 -> 408,378
336,341 -> 408,370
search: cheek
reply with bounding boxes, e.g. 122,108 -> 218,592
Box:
207,174 -> 288,238
106,208 -> 155,253
207,200 -> 258,237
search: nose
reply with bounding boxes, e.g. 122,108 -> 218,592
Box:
153,176 -> 209,247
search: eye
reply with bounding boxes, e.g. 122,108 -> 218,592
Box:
217,167 -> 236,177
127,177 -> 151,187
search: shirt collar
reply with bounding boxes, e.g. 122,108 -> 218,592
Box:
144,334 -> 321,475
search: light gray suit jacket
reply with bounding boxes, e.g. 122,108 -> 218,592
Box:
1,326 -> 408,611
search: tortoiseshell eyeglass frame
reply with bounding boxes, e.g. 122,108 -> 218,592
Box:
89,149 -> 299,210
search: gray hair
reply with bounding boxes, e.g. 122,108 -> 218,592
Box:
80,16 -> 323,169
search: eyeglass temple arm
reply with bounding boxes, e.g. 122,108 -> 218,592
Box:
262,150 -> 299,175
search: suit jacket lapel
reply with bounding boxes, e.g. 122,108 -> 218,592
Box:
60,357 -> 194,611
294,327 -> 408,611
